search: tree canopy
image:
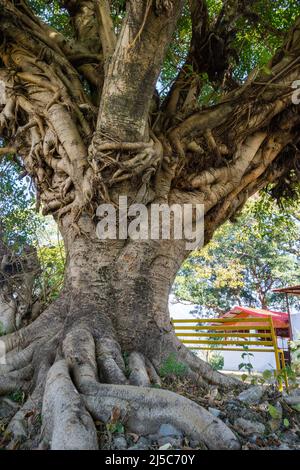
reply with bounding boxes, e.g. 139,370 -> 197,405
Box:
1,0 -> 300,452
1,0 -> 300,219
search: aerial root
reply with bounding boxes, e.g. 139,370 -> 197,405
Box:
91,136 -> 163,188
94,141 -> 154,152
84,382 -> 241,450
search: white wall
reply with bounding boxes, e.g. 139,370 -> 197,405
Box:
221,348 -> 277,372
291,311 -> 300,340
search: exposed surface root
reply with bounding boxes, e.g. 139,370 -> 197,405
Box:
1,295 -> 66,355
157,333 -> 244,391
84,382 -> 241,450
128,352 -> 151,387
0,366 -> 32,395
3,342 -> 37,373
96,337 -> 128,385
144,358 -> 162,387
7,386 -> 43,442
179,346 -> 244,390
42,360 -> 98,450
0,303 -> 244,450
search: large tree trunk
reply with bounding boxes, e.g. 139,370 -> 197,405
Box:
1,0 -> 300,451
0,209 -> 241,450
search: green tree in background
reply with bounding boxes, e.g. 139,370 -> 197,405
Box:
0,156 -> 41,248
0,157 -> 64,331
174,191 -> 300,316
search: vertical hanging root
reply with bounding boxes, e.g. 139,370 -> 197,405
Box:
42,360 -> 98,450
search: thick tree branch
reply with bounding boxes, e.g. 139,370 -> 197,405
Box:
94,0 -> 185,144
95,0 -> 117,65
163,16 -> 300,241
57,1 -> 117,93
161,0 -> 259,125
1,1 -> 103,96
0,147 -> 16,157
59,1 -> 101,53
168,15 -> 300,162
0,6 -> 96,216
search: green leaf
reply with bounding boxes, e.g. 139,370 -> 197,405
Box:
262,65 -> 273,75
268,404 -> 281,420
262,370 -> 272,380
283,418 -> 289,428
106,422 -> 125,434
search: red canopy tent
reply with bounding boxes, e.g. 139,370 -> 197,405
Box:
220,306 -> 291,364
222,306 -> 289,330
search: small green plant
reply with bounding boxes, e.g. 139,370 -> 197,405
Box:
106,422 -> 125,434
268,404 -> 282,420
159,353 -> 188,378
274,365 -> 298,390
0,321 -> 4,337
242,364 -> 299,390
208,352 -> 224,371
106,406 -> 125,435
150,383 -> 161,389
291,404 -> 300,412
238,346 -> 254,375
290,340 -> 300,375
8,390 -> 25,404
262,369 -> 273,381
283,418 -> 290,428
34,413 -> 43,426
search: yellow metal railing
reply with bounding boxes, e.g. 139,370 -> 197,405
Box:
172,316 -> 288,390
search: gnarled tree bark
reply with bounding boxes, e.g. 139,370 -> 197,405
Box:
0,0 -> 300,450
